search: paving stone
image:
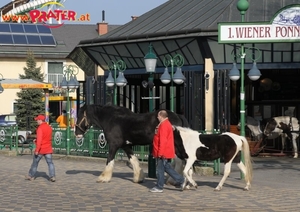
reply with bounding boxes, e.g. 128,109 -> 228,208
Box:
0,153 -> 299,211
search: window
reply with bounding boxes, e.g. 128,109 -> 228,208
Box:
48,62 -> 64,87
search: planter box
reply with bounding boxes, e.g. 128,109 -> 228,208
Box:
230,125 -> 240,135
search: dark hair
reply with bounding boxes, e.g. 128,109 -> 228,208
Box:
62,110 -> 67,113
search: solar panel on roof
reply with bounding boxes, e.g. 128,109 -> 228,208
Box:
27,35 -> 42,45
0,34 -> 13,44
0,23 -> 10,33
10,24 -> 25,33
24,24 -> 38,33
0,23 -> 56,46
12,34 -> 27,44
40,35 -> 56,45
37,25 -> 52,34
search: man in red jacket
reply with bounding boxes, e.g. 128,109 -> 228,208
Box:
149,110 -> 186,193
25,114 -> 56,182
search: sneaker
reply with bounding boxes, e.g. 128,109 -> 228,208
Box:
180,178 -> 187,191
149,187 -> 163,193
49,177 -> 56,182
25,175 -> 34,181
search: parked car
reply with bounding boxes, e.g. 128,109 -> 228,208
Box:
0,114 -> 32,144
0,114 -> 17,126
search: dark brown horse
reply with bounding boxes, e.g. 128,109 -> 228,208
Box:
75,104 -> 189,183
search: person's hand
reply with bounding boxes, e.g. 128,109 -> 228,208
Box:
35,152 -> 39,156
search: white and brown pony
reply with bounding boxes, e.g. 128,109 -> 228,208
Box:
173,126 -> 253,191
239,116 -> 289,156
263,116 -> 299,158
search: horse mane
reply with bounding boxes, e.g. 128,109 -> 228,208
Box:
173,126 -> 196,133
88,104 -> 137,116
177,114 -> 190,128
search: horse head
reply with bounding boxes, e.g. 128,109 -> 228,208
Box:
263,118 -> 278,136
75,105 -> 90,137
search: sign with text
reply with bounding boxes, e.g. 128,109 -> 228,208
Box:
2,1 -> 90,28
218,4 -> 300,43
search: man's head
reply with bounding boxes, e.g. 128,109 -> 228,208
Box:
34,114 -> 45,125
157,110 -> 168,122
62,110 -> 67,115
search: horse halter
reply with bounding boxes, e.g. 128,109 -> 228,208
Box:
75,111 -> 90,134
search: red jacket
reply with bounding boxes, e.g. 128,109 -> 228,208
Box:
152,118 -> 175,159
35,122 -> 53,154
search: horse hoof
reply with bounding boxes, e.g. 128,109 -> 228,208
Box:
243,187 -> 250,191
96,179 -> 110,183
214,187 -> 221,191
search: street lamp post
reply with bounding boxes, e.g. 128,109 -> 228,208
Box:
229,0 -> 262,137
61,65 -> 80,155
229,0 -> 262,178
144,44 -> 157,112
0,73 -> 4,94
144,44 -> 158,178
160,54 -> 185,112
237,0 -> 248,138
105,60 -> 127,105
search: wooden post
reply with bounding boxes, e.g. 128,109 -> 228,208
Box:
204,58 -> 214,133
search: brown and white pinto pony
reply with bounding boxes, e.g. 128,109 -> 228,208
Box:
239,116 -> 289,156
172,126 -> 253,191
264,116 -> 299,158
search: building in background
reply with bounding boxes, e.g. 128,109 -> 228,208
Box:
0,0 -> 119,118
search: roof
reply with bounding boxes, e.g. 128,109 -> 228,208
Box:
0,0 -> 29,15
1,79 -> 52,89
0,23 -> 120,59
69,0 -> 300,74
79,0 -> 300,44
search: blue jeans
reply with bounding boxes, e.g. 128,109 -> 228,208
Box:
156,158 -> 184,189
28,154 -> 55,178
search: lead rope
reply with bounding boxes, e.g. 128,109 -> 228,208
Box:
75,111 -> 89,135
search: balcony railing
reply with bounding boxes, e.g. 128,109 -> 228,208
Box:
48,73 -> 64,88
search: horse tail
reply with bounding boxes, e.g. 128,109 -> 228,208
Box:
240,136 -> 253,183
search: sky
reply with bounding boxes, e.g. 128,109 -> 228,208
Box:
0,0 -> 169,25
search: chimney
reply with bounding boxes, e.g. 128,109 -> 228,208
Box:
97,22 -> 108,35
131,16 -> 139,21
97,10 -> 108,35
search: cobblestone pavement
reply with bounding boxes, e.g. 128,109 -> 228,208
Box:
0,152 -> 299,212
